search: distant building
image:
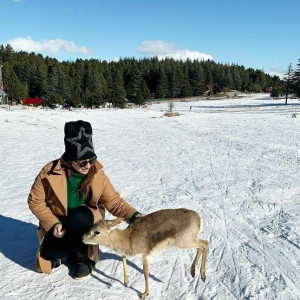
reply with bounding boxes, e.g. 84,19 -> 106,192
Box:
125,102 -> 135,108
0,89 -> 9,105
21,98 -> 43,106
0,65 -> 9,105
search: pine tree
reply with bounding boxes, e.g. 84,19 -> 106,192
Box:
203,61 -> 213,88
256,70 -> 266,91
167,62 -> 183,98
2,63 -> 27,100
108,63 -> 126,108
29,64 -> 47,98
155,65 -> 168,98
292,59 -> 300,98
67,63 -> 82,107
189,63 -> 205,96
58,68 -> 71,105
123,59 -> 142,101
224,67 -> 234,90
231,65 -> 242,91
44,62 -> 60,106
0,44 -> 285,107
138,79 -> 151,104
270,86 -> 279,99
283,63 -> 294,104
180,72 -> 193,97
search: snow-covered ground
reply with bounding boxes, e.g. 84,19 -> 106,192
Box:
0,94 -> 299,300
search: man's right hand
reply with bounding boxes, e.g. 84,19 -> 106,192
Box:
53,223 -> 66,238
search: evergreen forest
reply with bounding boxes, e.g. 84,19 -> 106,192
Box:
1,44 -> 298,108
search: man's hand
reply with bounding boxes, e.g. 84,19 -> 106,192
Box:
53,223 -> 66,238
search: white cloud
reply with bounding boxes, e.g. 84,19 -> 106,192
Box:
112,57 -> 121,62
268,67 -> 286,79
139,40 -> 174,55
139,40 -> 213,61
6,36 -> 89,55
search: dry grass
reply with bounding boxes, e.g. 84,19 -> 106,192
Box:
164,112 -> 180,117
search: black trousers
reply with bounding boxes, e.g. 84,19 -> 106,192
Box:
41,206 -> 94,262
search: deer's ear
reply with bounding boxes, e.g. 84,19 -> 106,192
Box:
106,218 -> 123,229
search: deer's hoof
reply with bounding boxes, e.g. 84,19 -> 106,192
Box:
201,275 -> 206,282
140,291 -> 149,299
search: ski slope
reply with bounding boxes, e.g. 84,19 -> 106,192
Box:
0,94 -> 299,300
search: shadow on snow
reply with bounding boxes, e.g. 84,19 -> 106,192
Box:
192,102 -> 300,110
0,214 -> 38,271
99,251 -> 162,282
0,214 -> 162,284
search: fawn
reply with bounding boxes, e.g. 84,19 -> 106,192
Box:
82,208 -> 208,298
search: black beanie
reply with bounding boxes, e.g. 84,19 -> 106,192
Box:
63,120 -> 96,161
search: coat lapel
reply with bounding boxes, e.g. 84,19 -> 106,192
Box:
47,161 -> 68,214
47,159 -> 103,211
89,161 -> 104,206
90,173 -> 103,205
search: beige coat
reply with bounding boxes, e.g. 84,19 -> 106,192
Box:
28,159 -> 137,274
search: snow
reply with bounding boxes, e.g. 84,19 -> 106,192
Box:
0,94 -> 299,300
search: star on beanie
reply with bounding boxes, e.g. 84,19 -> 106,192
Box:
63,120 -> 96,161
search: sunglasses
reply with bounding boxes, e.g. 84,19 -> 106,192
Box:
75,156 -> 97,168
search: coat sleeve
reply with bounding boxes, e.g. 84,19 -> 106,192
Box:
28,168 -> 61,232
99,172 -> 137,223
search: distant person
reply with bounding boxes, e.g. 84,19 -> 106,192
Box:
28,120 -> 143,280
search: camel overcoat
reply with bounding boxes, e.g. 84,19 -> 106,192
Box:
28,159 -> 137,274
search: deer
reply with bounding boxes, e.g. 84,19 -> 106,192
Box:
82,208 -> 209,299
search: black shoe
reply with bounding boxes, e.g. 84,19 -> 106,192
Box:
51,259 -> 61,269
75,260 -> 95,280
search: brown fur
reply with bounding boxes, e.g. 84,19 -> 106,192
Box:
83,208 -> 209,299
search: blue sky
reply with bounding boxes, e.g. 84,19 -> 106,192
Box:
2,0 -> 300,77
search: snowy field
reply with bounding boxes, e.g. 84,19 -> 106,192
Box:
0,94 -> 299,300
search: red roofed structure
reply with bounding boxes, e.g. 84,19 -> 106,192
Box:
21,98 -> 43,106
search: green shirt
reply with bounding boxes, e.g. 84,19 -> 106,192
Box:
67,171 -> 86,209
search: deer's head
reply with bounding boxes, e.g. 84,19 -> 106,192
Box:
82,218 -> 123,245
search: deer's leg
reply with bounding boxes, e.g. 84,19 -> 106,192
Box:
199,239 -> 209,281
122,255 -> 129,286
191,247 -> 202,278
190,239 -> 209,281
140,254 -> 150,299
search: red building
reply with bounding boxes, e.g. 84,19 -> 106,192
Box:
21,98 -> 43,106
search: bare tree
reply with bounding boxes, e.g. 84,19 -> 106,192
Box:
168,101 -> 175,112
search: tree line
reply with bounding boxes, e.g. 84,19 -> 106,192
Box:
282,59 -> 300,103
0,44 -> 286,108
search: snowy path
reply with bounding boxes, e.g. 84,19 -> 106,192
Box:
0,94 -> 299,300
